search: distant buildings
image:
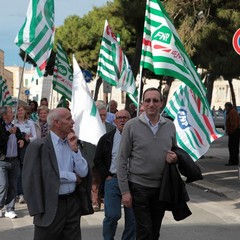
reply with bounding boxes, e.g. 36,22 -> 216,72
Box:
1,49 -> 240,110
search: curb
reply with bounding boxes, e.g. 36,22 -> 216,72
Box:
190,180 -> 240,201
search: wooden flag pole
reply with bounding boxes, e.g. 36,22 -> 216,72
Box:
11,52 -> 27,156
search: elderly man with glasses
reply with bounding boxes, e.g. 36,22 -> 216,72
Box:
94,109 -> 136,240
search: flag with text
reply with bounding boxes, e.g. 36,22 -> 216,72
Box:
141,0 -> 207,106
164,84 -> 223,161
53,42 -> 73,101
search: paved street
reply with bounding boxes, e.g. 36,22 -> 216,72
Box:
1,130 -> 240,239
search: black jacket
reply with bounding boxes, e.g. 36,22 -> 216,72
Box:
93,128 -> 116,182
159,146 -> 203,221
0,118 -> 23,158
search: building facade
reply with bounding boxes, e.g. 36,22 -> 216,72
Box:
1,49 -> 240,111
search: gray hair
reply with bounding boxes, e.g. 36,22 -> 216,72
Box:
109,99 -> 118,107
114,109 -> 131,120
0,106 -> 11,118
95,100 -> 107,111
37,105 -> 49,114
47,108 -> 60,128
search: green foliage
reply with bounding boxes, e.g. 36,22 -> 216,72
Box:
43,0 -> 239,83
55,1 -> 137,75
165,0 -> 240,79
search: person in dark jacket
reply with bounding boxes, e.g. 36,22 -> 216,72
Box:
224,102 -> 240,166
94,110 -> 135,240
0,106 -> 24,218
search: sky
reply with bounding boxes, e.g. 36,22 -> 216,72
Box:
0,0 -> 109,67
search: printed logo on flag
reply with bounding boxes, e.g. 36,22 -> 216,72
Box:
153,25 -> 172,45
58,64 -> 68,76
177,109 -> 191,129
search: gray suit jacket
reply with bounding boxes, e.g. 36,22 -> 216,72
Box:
23,134 -> 60,227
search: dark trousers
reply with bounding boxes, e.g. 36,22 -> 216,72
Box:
129,182 -> 165,240
228,128 -> 240,164
34,194 -> 81,240
17,163 -> 23,196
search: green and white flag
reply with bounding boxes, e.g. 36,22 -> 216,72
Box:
72,55 -> 106,145
164,84 -> 223,161
97,20 -> 138,105
0,76 -> 13,107
141,0 -> 207,107
53,42 -> 73,101
15,0 -> 55,77
56,96 -> 67,108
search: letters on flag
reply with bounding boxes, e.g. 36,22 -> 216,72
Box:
164,84 -> 223,160
141,0 -> 207,107
53,42 -> 73,101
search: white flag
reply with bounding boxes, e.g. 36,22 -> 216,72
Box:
71,55 -> 106,145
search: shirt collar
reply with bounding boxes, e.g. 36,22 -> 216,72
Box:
50,131 -> 67,146
143,113 -> 161,127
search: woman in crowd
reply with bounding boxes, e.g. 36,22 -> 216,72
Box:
34,106 -> 49,139
29,100 -> 38,122
15,104 -> 37,203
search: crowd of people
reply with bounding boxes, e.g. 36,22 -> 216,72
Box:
1,89 -> 239,240
0,97 -> 51,219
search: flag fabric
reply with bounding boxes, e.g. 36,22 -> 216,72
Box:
31,68 -> 39,83
141,0 -> 207,106
15,0 -> 55,77
53,42 -> 73,101
97,20 -> 138,104
164,84 -> 223,161
0,76 -> 13,107
57,96 -> 67,108
72,55 -> 106,145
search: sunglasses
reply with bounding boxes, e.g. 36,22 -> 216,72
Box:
116,116 -> 129,120
143,98 -> 161,103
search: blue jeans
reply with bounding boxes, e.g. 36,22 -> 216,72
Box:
0,157 -> 19,211
103,177 -> 135,240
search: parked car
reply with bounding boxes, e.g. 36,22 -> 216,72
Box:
213,110 -> 225,129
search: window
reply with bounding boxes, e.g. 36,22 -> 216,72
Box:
25,78 -> 28,87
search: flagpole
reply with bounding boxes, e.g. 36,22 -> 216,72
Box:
137,66 -> 143,116
11,52 -> 27,156
14,52 -> 27,123
50,83 -> 54,109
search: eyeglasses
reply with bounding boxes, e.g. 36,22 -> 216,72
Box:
116,116 -> 129,120
143,98 -> 161,103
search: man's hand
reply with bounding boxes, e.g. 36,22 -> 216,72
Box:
166,151 -> 178,164
76,174 -> 82,185
18,140 -> 24,148
9,126 -> 17,134
67,132 -> 78,152
122,192 -> 132,208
